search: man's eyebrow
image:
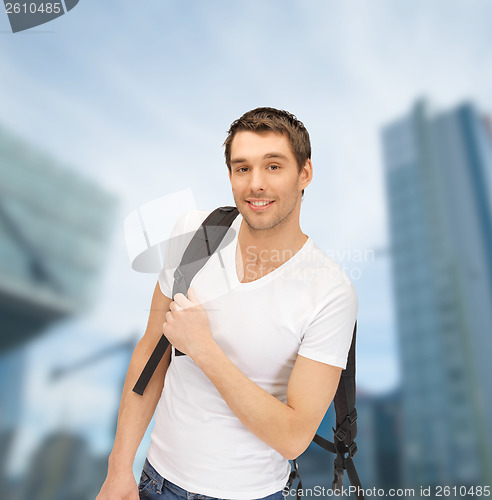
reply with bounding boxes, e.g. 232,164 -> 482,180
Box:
230,152 -> 289,165
231,157 -> 247,165
264,152 -> 288,160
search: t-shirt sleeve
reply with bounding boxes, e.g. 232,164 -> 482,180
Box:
157,210 -> 209,298
298,283 -> 358,369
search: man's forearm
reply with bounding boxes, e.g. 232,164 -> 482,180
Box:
192,341 -> 304,460
108,341 -> 171,472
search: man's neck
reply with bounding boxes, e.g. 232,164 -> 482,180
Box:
237,218 -> 308,266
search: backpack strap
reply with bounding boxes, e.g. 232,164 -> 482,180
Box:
172,206 -> 240,356
132,206 -> 239,396
285,459 -> 303,500
334,321 -> 358,445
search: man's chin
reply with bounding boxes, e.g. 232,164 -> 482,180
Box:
241,213 -> 278,231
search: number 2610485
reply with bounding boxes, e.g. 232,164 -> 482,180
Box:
5,3 -> 62,14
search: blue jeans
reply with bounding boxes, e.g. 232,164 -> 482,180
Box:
138,458 -> 285,500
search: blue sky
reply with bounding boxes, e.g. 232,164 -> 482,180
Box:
2,0 -> 492,476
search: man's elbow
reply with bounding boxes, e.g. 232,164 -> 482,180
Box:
279,436 -> 311,461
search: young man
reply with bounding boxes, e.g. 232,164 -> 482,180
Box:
97,108 -> 358,500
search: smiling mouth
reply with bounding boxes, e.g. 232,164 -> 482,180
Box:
247,200 -> 274,211
248,200 -> 273,206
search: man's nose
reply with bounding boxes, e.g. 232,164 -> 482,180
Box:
248,169 -> 267,192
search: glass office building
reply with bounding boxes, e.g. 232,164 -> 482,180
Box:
381,100 -> 492,489
0,126 -> 117,353
0,125 -> 117,494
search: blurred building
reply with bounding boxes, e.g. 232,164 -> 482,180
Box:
353,389 -> 402,490
3,335 -> 138,500
0,126 -> 116,352
372,390 -> 402,488
0,348 -> 26,499
0,125 -> 117,492
352,391 -> 377,489
382,100 -> 492,489
20,431 -> 94,500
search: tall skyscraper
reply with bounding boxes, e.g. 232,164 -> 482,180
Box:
381,100 -> 492,489
0,125 -> 117,491
0,125 -> 117,353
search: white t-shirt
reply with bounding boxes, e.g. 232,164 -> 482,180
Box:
147,209 -> 358,499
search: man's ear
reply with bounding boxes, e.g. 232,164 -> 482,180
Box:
299,159 -> 313,191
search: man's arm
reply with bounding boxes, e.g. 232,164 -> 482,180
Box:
165,288 -> 343,460
195,344 -> 341,460
97,282 -> 172,500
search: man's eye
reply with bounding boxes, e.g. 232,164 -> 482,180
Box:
236,167 -> 248,172
268,164 -> 280,170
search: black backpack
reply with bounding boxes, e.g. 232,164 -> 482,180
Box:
133,206 -> 364,500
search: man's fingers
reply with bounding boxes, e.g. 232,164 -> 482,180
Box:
187,286 -> 198,302
170,302 -> 181,312
173,291 -> 195,308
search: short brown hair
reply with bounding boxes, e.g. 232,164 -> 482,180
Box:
224,107 -> 311,175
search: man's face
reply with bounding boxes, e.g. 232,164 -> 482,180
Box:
228,131 -> 310,232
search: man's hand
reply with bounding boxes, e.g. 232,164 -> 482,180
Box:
96,466 -> 138,500
163,287 -> 214,359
